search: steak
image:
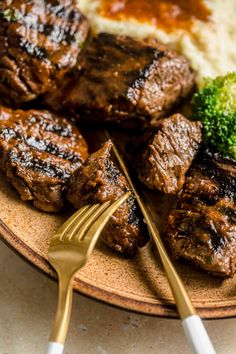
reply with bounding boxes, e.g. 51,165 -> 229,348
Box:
0,106 -> 88,212
45,33 -> 195,128
67,140 -> 149,256
0,0 -> 89,104
165,149 -> 236,277
137,114 -> 202,194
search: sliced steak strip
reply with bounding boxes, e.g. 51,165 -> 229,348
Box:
67,140 -> 149,256
0,106 -> 88,212
165,149 -> 236,277
137,114 -> 202,194
0,0 -> 89,104
45,33 -> 195,128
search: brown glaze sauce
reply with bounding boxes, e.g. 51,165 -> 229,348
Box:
100,0 -> 211,32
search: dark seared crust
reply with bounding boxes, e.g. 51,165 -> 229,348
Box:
0,0 -> 89,104
0,106 -> 88,212
165,149 -> 236,277
137,114 -> 202,194
45,33 -> 195,128
67,141 -> 149,256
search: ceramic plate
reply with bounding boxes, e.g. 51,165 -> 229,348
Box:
1,171 -> 236,319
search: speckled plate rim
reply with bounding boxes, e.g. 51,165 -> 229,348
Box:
1,218 -> 236,319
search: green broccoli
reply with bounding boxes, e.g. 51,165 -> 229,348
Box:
192,72 -> 236,160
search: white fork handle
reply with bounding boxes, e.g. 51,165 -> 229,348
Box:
182,315 -> 216,354
46,342 -> 64,354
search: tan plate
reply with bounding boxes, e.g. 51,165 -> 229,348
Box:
1,172 -> 236,319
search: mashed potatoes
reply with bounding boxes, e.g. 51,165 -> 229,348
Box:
77,0 -> 236,87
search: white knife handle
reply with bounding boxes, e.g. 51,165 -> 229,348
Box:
46,342 -> 64,354
182,315 -> 216,354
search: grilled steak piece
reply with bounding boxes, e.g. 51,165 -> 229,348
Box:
45,33 -> 195,128
137,114 -> 202,194
0,106 -> 88,212
0,0 -> 89,104
67,141 -> 149,256
166,149 -> 236,277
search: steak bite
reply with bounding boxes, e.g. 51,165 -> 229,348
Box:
166,149 -> 236,277
0,106 -> 88,212
137,114 -> 202,194
0,0 -> 89,104
67,141 -> 149,256
46,33 -> 195,128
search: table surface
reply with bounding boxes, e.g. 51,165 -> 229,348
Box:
1,241 -> 236,354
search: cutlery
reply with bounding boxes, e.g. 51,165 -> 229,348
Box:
106,131 -> 216,354
46,192 -> 130,354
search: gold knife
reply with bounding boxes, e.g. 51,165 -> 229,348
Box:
105,130 -> 216,354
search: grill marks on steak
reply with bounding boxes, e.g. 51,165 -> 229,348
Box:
0,0 -> 89,104
67,141 -> 149,256
0,106 -> 88,212
166,149 -> 236,277
137,114 -> 202,194
45,33 -> 195,128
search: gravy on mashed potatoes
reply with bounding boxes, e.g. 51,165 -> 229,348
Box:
78,0 -> 236,86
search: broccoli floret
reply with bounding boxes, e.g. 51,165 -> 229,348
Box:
192,72 -> 236,159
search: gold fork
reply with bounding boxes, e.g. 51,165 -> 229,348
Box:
46,192 -> 130,354
105,131 -> 216,354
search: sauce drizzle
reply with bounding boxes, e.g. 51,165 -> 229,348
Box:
100,0 -> 211,32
